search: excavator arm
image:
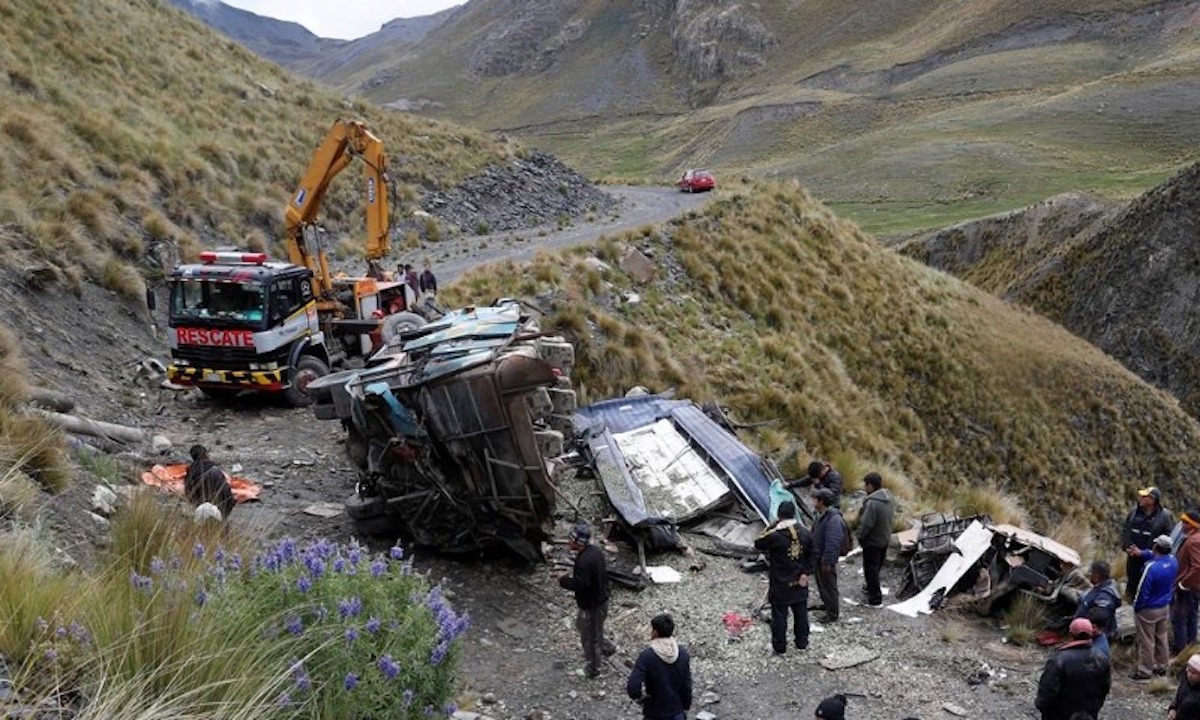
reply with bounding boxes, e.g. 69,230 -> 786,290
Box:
283,119 -> 391,300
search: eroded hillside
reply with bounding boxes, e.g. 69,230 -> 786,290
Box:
901,161 -> 1200,420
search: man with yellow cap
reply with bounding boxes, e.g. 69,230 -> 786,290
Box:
1123,486 -> 1173,601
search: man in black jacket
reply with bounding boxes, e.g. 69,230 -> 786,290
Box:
787,459 -> 844,507
556,523 -> 616,678
1035,617 -> 1111,720
754,500 -> 813,653
811,488 -> 846,623
1169,653 -> 1200,720
1122,486 -> 1173,601
626,614 -> 692,720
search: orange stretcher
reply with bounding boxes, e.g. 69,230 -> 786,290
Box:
140,464 -> 262,503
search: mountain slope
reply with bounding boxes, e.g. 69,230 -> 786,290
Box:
295,0 -> 1200,236
900,161 -> 1200,419
166,0 -> 344,65
448,182 -> 1200,540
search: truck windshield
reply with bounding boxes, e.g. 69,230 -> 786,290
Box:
170,280 -> 266,326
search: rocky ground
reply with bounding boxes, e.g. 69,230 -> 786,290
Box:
4,184 -> 1175,720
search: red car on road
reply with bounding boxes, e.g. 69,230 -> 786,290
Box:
678,169 -> 715,193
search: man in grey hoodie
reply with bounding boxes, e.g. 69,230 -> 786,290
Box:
626,614 -> 692,720
856,471 -> 895,607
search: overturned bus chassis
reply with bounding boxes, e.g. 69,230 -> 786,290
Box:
306,302 -> 576,559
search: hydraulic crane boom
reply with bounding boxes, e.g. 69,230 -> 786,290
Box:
283,119 -> 391,302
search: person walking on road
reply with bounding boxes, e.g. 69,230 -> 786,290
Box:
1169,653 -> 1200,720
754,500 -> 814,654
788,458 -> 844,507
1034,617 -> 1111,720
856,471 -> 895,606
1174,510 -> 1200,654
626,614 -> 692,720
555,523 -> 616,679
811,488 -> 845,623
419,261 -> 438,295
1131,534 -> 1179,680
1123,486 -> 1173,600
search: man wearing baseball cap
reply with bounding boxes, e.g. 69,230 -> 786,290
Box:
1174,510 -> 1200,655
555,522 -> 617,678
1131,534 -> 1179,680
1035,617 -> 1111,720
1123,486 -> 1173,601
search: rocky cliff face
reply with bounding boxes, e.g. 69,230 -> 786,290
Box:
902,163 -> 1200,418
669,0 -> 776,86
466,0 -> 589,76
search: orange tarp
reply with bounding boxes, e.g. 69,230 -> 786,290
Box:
140,464 -> 263,503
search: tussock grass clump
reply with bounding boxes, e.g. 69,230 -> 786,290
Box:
950,482 -> 1029,527
1002,593 -> 1047,646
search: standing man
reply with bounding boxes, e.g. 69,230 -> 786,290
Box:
753,500 -> 813,654
626,614 -> 692,720
403,263 -> 420,298
856,471 -> 895,607
1123,486 -> 1173,600
1131,534 -> 1178,680
1073,560 -> 1121,644
419,261 -> 438,295
1034,617 -> 1111,720
1174,510 -> 1200,654
556,523 -> 616,679
811,488 -> 846,623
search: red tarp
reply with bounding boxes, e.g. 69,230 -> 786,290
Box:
140,463 -> 262,503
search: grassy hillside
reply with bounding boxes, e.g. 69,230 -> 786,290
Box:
0,0 -> 514,300
334,0 -> 1200,236
449,182 -> 1200,541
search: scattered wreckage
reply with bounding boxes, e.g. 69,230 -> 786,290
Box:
304,301 -> 1093,626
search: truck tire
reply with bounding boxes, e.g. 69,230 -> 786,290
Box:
381,312 -> 427,345
283,355 -> 329,407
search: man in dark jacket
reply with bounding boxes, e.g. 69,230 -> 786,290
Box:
1170,653 -> 1200,720
1035,617 -> 1111,720
419,262 -> 438,294
856,471 -> 895,606
184,444 -> 235,519
754,500 -> 814,653
787,459 -> 843,507
811,488 -> 845,623
1122,486 -> 1173,600
556,523 -> 616,678
626,614 -> 692,720
1073,560 -> 1121,642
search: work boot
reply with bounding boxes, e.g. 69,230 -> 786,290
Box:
601,640 -> 617,657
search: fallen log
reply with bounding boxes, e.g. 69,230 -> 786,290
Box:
28,387 -> 76,413
30,409 -> 144,445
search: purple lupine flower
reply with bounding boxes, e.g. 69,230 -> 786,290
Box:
149,557 -> 165,575
429,640 -> 450,666
169,555 -> 182,571
276,692 -> 293,708
214,547 -> 227,565
389,544 -> 404,560
34,617 -> 48,633
344,626 -> 359,644
296,575 -> 312,593
370,560 -> 386,578
284,615 -> 304,636
130,572 -> 154,593
344,673 -> 358,691
292,665 -> 311,692
227,553 -> 242,571
338,596 -> 363,619
443,703 -> 458,716
377,654 -> 400,680
347,541 -> 363,566
365,616 -> 381,635
423,705 -> 435,717
43,648 -> 58,661
55,626 -> 68,639
402,689 -> 414,706
303,552 -> 326,578
315,605 -> 330,622
192,543 -> 206,560
277,538 -> 298,562
195,588 -> 209,607
333,558 -> 347,573
68,622 -> 90,645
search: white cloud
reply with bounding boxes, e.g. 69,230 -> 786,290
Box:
221,0 -> 463,40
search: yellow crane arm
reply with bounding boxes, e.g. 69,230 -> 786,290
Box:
283,119 -> 392,298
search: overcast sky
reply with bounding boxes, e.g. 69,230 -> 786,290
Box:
221,1 -> 465,41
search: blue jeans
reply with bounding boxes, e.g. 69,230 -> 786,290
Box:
1172,588 -> 1199,653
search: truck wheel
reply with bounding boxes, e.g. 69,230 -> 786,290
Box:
381,312 -> 427,345
283,355 -> 329,407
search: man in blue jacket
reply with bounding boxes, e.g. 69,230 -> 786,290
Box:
626,614 -> 692,720
1073,560 -> 1121,643
1131,534 -> 1179,680
811,488 -> 846,623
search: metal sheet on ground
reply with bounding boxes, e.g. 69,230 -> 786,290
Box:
888,520 -> 993,618
611,419 -> 732,523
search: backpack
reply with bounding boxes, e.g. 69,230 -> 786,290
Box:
838,514 -> 854,556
